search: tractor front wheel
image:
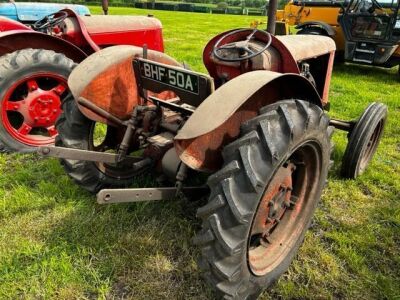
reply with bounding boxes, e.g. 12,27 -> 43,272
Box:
341,102 -> 387,179
0,49 -> 75,153
194,100 -> 333,299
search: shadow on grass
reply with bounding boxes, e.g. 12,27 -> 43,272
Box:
42,195 -> 211,299
0,153 -> 212,299
333,63 -> 398,83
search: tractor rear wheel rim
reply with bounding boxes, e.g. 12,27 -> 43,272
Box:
359,119 -> 384,173
248,142 -> 321,276
1,73 -> 67,146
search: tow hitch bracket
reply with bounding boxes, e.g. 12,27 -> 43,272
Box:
97,186 -> 209,204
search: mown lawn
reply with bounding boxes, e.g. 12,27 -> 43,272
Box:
0,6 -> 399,300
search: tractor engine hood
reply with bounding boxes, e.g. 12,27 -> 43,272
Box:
0,2 -> 90,22
80,15 -> 162,35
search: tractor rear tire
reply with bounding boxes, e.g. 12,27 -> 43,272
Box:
341,102 -> 387,179
194,100 -> 333,299
0,49 -> 75,153
55,95 -> 142,193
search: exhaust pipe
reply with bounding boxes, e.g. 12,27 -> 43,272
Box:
266,0 -> 278,35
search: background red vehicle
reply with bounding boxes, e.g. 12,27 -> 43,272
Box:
0,0 -> 164,152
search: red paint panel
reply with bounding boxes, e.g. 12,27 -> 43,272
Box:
90,29 -> 164,52
0,16 -> 31,31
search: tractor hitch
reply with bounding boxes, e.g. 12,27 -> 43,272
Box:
97,186 -> 209,204
37,146 -> 151,167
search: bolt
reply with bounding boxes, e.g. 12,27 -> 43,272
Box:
46,118 -> 50,122
34,117 -> 38,122
53,109 -> 57,113
13,105 -> 18,110
41,147 -> 50,155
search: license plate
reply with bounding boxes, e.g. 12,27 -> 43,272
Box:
138,60 -> 200,95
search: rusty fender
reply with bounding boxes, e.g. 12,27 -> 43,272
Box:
174,70 -> 323,172
0,30 -> 87,62
68,45 -> 181,123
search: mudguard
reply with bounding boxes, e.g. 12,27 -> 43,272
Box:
296,21 -> 336,36
0,30 -> 87,62
68,45 -> 181,123
174,70 -> 323,172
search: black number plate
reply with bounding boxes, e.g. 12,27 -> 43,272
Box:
133,58 -> 214,107
139,59 -> 200,95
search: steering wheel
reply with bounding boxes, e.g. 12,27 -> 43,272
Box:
213,29 -> 272,62
32,11 -> 68,31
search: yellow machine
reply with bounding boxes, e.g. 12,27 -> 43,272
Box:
275,0 -> 346,51
251,1 -> 346,54
253,0 -> 400,72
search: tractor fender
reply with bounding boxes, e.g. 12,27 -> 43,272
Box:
0,30 -> 88,63
296,21 -> 336,37
68,45 -> 181,123
174,70 -> 323,172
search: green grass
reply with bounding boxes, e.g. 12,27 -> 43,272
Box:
0,6 -> 399,300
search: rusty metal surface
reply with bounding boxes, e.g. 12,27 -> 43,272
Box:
175,71 -> 321,141
248,144 -> 321,276
203,30 -> 300,87
276,35 -> 336,62
68,45 -> 180,123
174,71 -> 323,172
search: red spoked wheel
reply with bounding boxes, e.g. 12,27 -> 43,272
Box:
0,49 -> 75,153
1,73 -> 67,146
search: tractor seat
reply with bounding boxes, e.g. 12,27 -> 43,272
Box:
80,15 -> 162,34
276,35 -> 336,62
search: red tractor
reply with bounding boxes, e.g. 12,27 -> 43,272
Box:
0,1 -> 164,152
37,0 -> 387,298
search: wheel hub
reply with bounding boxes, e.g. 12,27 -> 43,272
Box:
252,162 -> 296,246
247,143 -> 321,277
1,74 -> 66,146
20,89 -> 61,127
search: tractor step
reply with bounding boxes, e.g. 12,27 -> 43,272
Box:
97,186 -> 209,204
353,42 -> 376,64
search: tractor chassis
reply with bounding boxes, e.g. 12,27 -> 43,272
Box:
37,57 -> 379,205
